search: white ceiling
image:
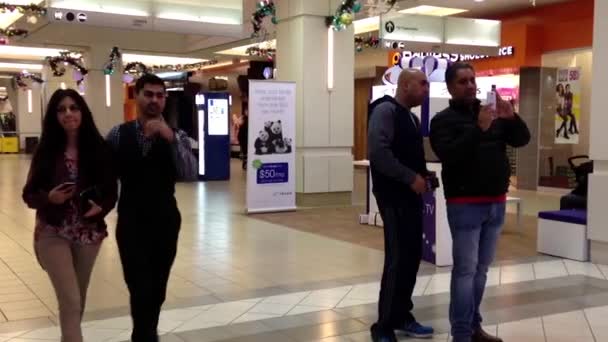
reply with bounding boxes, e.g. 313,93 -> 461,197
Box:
0,0 -> 577,72
396,0 -> 572,17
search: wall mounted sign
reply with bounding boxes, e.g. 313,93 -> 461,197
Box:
387,46 -> 515,65
380,12 -> 501,46
380,14 -> 443,43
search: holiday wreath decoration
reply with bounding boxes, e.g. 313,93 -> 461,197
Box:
45,51 -> 88,85
325,0 -> 361,31
251,0 -> 277,39
14,72 -> 44,89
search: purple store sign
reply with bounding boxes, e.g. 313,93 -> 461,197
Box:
422,191 -> 437,264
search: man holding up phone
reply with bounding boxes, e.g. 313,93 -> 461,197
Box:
106,74 -> 197,342
429,63 -> 530,342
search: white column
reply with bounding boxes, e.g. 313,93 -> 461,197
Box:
275,0 -> 354,201
82,45 -> 125,135
587,0 -> 608,263
16,85 -> 43,148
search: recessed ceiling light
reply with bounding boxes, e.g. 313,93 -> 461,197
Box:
475,0 -> 485,2
0,62 -> 43,70
122,54 -> 206,65
354,16 -> 379,34
399,5 -> 469,16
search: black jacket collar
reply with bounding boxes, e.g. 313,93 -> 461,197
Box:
449,98 -> 481,117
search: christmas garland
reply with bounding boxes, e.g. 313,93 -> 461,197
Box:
45,51 -> 88,85
14,72 -> 44,89
125,60 -> 218,75
326,0 -> 361,31
0,27 -> 28,37
0,3 -> 47,16
355,35 -> 380,52
251,0 -> 277,38
124,62 -> 149,75
246,46 -> 276,61
149,60 -> 218,72
103,47 -> 122,75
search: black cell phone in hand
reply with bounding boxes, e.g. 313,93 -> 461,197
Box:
79,186 -> 100,213
57,182 -> 76,190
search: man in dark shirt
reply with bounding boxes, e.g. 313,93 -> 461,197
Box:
368,69 -> 434,342
430,63 -> 530,342
106,74 -> 197,342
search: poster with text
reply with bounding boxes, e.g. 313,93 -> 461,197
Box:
555,67 -> 581,144
246,81 -> 296,214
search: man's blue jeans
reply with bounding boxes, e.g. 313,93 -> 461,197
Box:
447,202 -> 506,342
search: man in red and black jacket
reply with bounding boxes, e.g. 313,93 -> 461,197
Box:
430,62 -> 530,342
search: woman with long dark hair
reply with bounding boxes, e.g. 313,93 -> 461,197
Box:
22,89 -> 117,342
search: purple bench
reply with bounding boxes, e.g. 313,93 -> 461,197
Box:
538,209 -> 587,225
537,209 -> 588,261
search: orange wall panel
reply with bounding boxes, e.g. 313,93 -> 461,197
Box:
471,23 -> 529,72
472,0 -> 593,72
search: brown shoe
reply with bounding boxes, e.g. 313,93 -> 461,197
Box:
472,328 -> 503,342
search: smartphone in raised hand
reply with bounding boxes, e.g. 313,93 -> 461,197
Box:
57,182 -> 76,191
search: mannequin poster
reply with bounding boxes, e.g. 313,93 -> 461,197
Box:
555,68 -> 581,144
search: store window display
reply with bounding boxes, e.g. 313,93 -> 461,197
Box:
0,87 -> 16,137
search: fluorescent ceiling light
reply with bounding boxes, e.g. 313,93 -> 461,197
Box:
216,40 -> 276,56
156,71 -> 185,78
354,16 -> 379,34
51,1 -> 148,16
0,75 -> 13,79
0,46 -> 66,59
156,12 -> 240,25
28,89 -> 33,113
122,54 -> 206,65
105,74 -> 111,107
399,5 -> 468,16
0,63 -> 43,70
0,0 -> 44,29
327,28 -> 334,91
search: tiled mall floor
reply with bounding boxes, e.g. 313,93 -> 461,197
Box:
0,154 -> 603,341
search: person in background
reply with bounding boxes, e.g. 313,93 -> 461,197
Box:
106,74 -> 197,342
368,69 -> 435,342
23,89 -> 117,342
238,108 -> 249,170
430,62 -> 530,342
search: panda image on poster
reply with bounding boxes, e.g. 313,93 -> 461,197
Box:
254,130 -> 272,155
254,120 -> 292,155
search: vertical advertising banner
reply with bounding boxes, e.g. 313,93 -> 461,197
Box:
246,81 -> 296,213
555,67 -> 581,144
